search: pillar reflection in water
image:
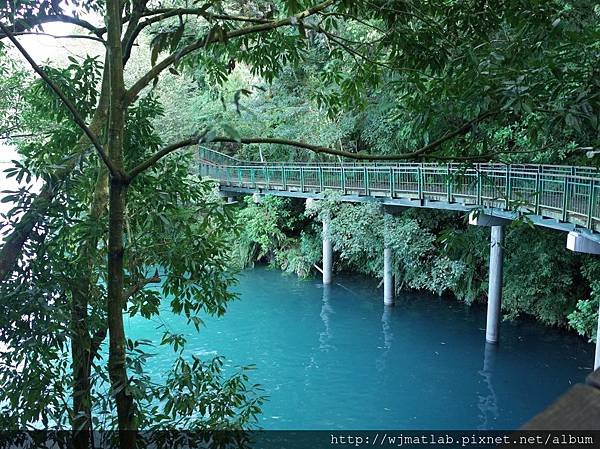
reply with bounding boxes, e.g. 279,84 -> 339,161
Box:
477,342 -> 499,430
376,306 -> 394,373
319,284 -> 334,351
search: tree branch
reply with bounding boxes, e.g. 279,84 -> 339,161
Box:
90,328 -> 107,361
122,0 -> 149,64
121,6 -> 273,62
0,22 -> 123,181
125,275 -> 161,299
125,110 -> 500,180
0,14 -> 103,39
124,0 -> 335,105
6,31 -> 105,43
126,135 -> 206,181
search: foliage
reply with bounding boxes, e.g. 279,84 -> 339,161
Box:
232,195 -> 298,268
0,56 -> 264,432
501,227 -> 584,326
275,229 -> 322,277
306,197 -> 465,295
2,0 -> 600,442
568,260 -> 600,340
236,195 -> 597,338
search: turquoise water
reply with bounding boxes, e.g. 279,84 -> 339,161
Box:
125,267 -> 593,430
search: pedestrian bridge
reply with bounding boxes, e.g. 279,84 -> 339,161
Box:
199,146 -> 600,368
199,147 -> 600,242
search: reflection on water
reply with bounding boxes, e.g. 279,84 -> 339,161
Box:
478,343 -> 499,429
126,267 -> 593,430
376,306 -> 394,373
319,285 -> 334,351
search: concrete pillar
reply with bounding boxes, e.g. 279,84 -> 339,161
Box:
595,301 -> 600,371
227,196 -> 234,203
486,225 -> 505,344
322,219 -> 333,285
566,232 -> 600,370
469,212 -> 510,344
383,246 -> 394,306
383,210 -> 395,306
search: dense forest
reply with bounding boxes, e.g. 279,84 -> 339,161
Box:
0,0 -> 599,448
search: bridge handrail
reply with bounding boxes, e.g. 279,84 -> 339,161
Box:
199,147 -> 600,233
198,146 -> 599,178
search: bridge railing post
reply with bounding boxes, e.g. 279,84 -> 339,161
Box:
417,166 -> 423,200
588,179 -> 596,229
562,176 -> 570,222
319,166 -> 324,191
476,164 -> 482,205
505,165 -> 511,209
265,166 -> 270,189
446,164 -> 453,203
534,168 -> 541,215
282,167 -> 287,190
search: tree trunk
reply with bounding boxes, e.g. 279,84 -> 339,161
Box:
71,294 -> 93,449
105,1 -> 136,447
107,179 -> 134,446
71,163 -> 109,449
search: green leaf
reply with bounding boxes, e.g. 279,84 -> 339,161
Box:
222,124 -> 241,142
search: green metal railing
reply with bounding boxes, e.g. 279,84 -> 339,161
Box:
199,148 -> 600,232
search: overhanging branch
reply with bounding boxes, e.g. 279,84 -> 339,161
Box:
125,110 -> 499,181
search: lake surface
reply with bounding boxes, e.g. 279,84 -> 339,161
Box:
126,267 -> 593,430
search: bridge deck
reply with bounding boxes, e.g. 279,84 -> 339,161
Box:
198,148 -> 600,242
